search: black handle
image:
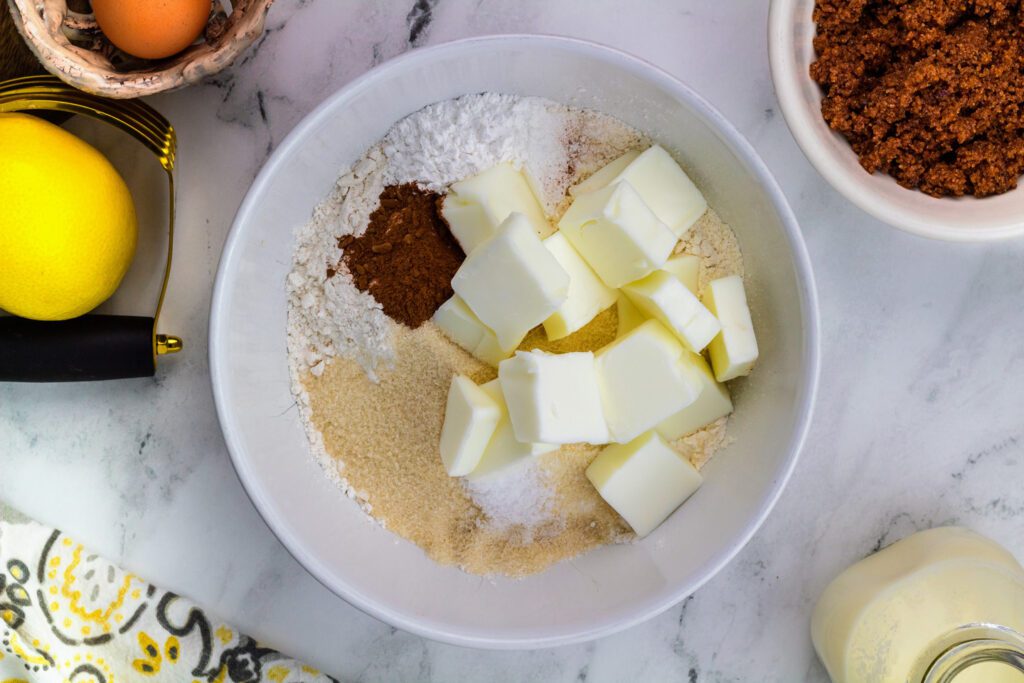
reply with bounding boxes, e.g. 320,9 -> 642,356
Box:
0,315 -> 156,382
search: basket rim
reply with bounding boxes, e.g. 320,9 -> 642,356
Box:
6,0 -> 275,98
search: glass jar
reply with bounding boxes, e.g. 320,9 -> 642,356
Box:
812,527 -> 1024,683
922,632 -> 1024,683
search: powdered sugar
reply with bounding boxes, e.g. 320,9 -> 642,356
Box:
383,94 -> 565,212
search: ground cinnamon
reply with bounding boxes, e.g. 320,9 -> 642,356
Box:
811,0 -> 1024,197
337,184 -> 464,327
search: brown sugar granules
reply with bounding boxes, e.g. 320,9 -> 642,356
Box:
811,0 -> 1024,197
338,184 -> 464,327
303,320 -> 632,577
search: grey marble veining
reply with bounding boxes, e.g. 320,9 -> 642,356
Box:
2,1 -> 1024,681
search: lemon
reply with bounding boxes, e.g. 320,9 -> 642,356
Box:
0,113 -> 137,321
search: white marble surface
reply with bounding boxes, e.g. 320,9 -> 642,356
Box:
3,1 -> 1024,680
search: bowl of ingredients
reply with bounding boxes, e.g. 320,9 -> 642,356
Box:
9,0 -> 273,98
211,35 -> 819,648
769,0 -> 1024,241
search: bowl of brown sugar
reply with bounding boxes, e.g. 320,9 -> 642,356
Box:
770,0 -> 1024,241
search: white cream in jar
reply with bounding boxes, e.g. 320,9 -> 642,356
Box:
812,527 -> 1024,683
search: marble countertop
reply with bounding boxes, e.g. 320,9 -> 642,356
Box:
3,1 -> 1024,681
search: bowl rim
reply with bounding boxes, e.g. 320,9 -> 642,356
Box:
210,33 -> 821,649
768,0 -> 1024,242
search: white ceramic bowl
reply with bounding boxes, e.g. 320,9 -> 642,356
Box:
210,35 -> 819,649
769,0 -> 1024,241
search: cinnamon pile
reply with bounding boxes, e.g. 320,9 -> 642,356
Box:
337,184 -> 464,327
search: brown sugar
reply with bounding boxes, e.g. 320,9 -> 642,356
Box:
303,320 -> 631,577
339,184 -> 464,327
811,0 -> 1024,197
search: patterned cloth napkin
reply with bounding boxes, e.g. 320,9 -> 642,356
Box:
0,503 -> 337,683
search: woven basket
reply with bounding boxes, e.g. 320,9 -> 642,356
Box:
7,0 -> 274,98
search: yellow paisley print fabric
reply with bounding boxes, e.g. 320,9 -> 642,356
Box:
0,507 -> 336,683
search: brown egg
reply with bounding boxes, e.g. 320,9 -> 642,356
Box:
91,0 -> 212,60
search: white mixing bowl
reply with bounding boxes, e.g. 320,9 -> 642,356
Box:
210,35 -> 819,649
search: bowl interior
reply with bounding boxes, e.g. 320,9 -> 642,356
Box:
211,36 -> 817,648
769,0 -> 1024,241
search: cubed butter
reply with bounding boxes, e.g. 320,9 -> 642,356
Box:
452,213 -> 570,350
616,294 -> 647,338
656,352 -> 733,440
498,350 -> 609,445
439,375 -> 502,477
569,149 -> 642,197
441,164 -> 549,253
661,253 -> 700,294
622,270 -> 721,353
432,295 -> 517,367
467,380 -> 558,480
595,320 -> 701,443
557,181 -> 677,288
586,430 -> 703,537
568,145 -> 706,238
472,333 -> 513,368
703,275 -> 759,381
433,295 -> 482,351
542,232 -> 617,340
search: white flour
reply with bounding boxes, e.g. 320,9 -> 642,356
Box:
287,93 -> 646,532
288,146 -> 390,381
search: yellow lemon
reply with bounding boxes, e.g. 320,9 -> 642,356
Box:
0,113 -> 137,320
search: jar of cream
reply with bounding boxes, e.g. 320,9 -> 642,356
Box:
812,527 -> 1024,683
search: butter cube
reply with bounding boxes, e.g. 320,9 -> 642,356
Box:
703,275 -> 759,381
622,270 -> 721,353
498,350 -> 609,445
441,164 -> 549,253
662,254 -> 700,294
432,296 -> 517,367
432,296 -> 481,351
568,145 -> 706,238
586,431 -> 703,537
569,149 -> 642,197
656,353 -> 733,440
452,213 -> 570,350
439,375 -> 502,477
467,380 -> 558,480
558,181 -> 677,288
472,334 -> 514,368
595,320 -> 701,443
542,232 -> 617,340
616,294 -> 647,338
